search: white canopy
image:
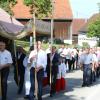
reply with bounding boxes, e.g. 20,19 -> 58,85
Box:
0,8 -> 24,39
0,8 -> 51,40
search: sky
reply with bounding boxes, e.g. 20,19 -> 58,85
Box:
70,0 -> 100,18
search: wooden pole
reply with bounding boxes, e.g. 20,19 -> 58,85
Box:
13,40 -> 19,86
30,36 -> 33,47
0,70 -> 1,96
32,11 -> 38,99
50,19 -> 54,85
50,0 -> 54,86
33,13 -> 36,47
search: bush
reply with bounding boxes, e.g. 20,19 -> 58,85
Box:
54,39 -> 64,44
82,42 -> 90,49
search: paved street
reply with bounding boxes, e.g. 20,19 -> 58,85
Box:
1,68 -> 100,100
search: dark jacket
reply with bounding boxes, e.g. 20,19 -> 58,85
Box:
52,52 -> 60,74
16,52 -> 26,71
46,52 -> 60,74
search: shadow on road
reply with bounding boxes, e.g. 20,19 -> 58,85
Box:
6,69 -> 100,100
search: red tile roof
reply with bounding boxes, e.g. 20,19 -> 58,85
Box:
12,0 -> 32,19
80,13 -> 100,33
12,0 -> 73,19
53,0 -> 73,19
72,19 -> 86,35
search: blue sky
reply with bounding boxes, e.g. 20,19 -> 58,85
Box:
70,0 -> 100,18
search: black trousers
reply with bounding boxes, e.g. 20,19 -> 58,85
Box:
29,67 -> 44,100
14,66 -> 25,93
18,67 -> 25,92
65,59 -> 72,71
83,64 -> 92,85
71,57 -> 75,70
50,67 -> 58,95
96,66 -> 100,78
46,65 -> 50,84
1,67 -> 9,100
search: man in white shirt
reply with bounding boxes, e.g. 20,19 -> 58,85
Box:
79,47 -> 94,87
28,41 -> 47,100
90,48 -> 98,82
0,41 -> 13,100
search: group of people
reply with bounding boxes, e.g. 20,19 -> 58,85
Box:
58,44 -> 100,87
0,40 -> 100,100
79,47 -> 100,87
13,41 -> 67,100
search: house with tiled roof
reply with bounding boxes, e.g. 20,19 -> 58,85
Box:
78,13 -> 100,47
12,0 -> 73,40
80,13 -> 100,33
72,18 -> 86,44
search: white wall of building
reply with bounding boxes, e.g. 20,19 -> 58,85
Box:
78,34 -> 97,47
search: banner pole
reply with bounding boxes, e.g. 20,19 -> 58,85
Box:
50,0 -> 54,87
0,69 -> 1,96
32,11 -> 38,99
13,40 -> 19,86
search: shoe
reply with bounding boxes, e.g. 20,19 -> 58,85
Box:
17,89 -> 22,94
81,84 -> 86,87
50,92 -> 56,97
50,94 -> 53,97
86,83 -> 92,87
24,95 -> 29,99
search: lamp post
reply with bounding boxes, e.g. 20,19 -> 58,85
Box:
97,2 -> 100,13
51,0 -> 54,46
97,2 -> 100,46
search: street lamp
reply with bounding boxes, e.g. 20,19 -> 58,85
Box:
97,2 -> 100,13
51,0 -> 55,45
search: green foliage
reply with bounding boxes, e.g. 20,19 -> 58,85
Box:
24,0 -> 52,18
87,19 -> 100,38
0,0 -> 17,15
87,18 -> 100,46
82,42 -> 90,49
24,0 -> 33,6
15,40 -> 60,52
74,44 -> 82,49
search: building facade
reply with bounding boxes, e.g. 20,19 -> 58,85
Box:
12,0 -> 73,41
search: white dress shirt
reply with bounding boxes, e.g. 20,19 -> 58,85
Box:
0,50 -> 13,66
28,49 -> 47,70
79,53 -> 94,64
23,55 -> 31,95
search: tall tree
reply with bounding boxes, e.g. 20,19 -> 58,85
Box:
87,18 -> 100,46
24,0 -> 52,18
0,0 -> 17,15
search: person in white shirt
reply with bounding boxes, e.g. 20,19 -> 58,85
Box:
90,48 -> 98,82
56,57 -> 66,92
96,47 -> 100,77
0,41 -> 13,100
23,46 -> 34,99
28,41 -> 47,100
14,46 -> 26,94
58,44 -> 65,52
79,47 -> 94,87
